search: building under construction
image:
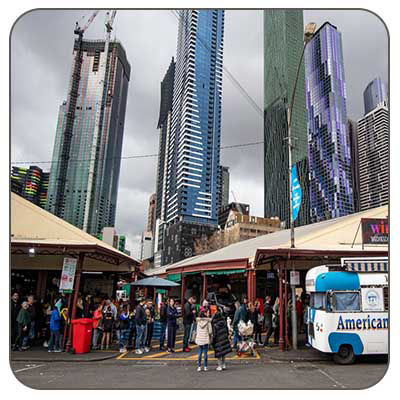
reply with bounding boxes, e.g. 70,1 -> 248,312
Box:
46,12 -> 131,235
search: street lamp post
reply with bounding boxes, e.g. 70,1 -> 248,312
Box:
287,22 -> 316,350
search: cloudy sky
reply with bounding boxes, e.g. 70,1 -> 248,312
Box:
10,9 -> 388,258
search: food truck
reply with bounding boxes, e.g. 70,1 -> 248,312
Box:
305,257 -> 388,364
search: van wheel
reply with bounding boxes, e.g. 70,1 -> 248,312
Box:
333,345 -> 356,365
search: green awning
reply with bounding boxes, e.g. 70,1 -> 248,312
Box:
167,273 -> 182,282
184,271 -> 201,276
204,269 -> 246,276
156,289 -> 167,294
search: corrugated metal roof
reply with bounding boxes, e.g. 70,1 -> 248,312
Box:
164,206 -> 388,271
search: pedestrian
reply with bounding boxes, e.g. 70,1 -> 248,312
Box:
48,300 -> 62,353
10,291 -> 21,350
183,296 -> 196,352
211,308 -> 232,371
263,296 -> 274,347
303,294 -> 310,346
127,303 -> 136,350
272,297 -> 280,345
15,301 -> 31,351
296,295 -> 303,334
158,300 -> 167,350
238,296 -> 249,323
92,303 -> 103,350
118,304 -> 130,353
166,298 -> 178,353
144,299 -> 155,352
134,297 -> 147,354
189,300 -> 198,344
232,300 -> 241,349
254,300 -> 263,345
195,310 -> 212,372
22,295 -> 36,349
76,297 -> 84,319
101,303 -> 114,350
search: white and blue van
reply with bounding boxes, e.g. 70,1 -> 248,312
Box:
305,257 -> 388,364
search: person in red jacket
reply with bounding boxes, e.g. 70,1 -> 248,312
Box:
92,304 -> 103,350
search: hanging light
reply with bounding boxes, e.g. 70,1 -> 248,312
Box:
28,247 -> 35,257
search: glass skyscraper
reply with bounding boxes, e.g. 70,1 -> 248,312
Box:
363,77 -> 388,115
46,40 -> 130,235
305,22 -> 353,222
165,10 -> 224,226
264,10 -> 310,227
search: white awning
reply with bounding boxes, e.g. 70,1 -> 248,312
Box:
341,258 -> 388,273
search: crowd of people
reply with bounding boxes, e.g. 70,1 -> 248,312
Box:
11,289 -> 311,370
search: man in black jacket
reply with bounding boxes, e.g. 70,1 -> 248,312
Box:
182,296 -> 196,352
11,292 -> 20,349
263,296 -> 274,347
134,298 -> 146,354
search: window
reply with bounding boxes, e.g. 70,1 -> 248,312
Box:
328,291 -> 360,312
310,292 -> 326,310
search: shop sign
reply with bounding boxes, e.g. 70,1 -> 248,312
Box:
361,218 -> 388,245
291,165 -> 302,222
59,257 -> 77,293
290,271 -> 300,286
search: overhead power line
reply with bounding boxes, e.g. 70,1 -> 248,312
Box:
11,141 -> 264,166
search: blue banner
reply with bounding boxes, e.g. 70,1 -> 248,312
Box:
292,165 -> 302,222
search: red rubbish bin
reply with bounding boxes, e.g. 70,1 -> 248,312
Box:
72,318 -> 93,354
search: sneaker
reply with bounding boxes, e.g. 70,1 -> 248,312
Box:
167,348 -> 172,353
216,366 -> 223,371
197,367 -> 202,372
203,367 -> 208,371
21,346 -> 29,351
119,348 -> 126,353
184,347 -> 191,352
43,341 -> 48,348
222,363 -> 226,370
54,349 -> 62,353
144,347 -> 150,353
48,349 -> 54,353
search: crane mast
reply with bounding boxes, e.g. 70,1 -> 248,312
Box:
54,10 -> 99,218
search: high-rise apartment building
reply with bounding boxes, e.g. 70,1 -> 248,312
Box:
348,120 -> 360,212
46,40 -> 130,235
264,10 -> 310,227
357,101 -> 389,211
11,166 -> 49,209
154,10 -> 224,266
363,77 -> 388,115
165,9 -> 224,226
147,193 -> 156,234
305,22 -> 353,222
217,165 -> 229,214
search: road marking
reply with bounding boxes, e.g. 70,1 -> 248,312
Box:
311,363 -> 346,389
14,364 -> 45,373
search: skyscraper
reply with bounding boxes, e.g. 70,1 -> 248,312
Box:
348,120 -> 360,212
357,101 -> 389,211
46,40 -> 130,235
147,193 -> 156,234
155,10 -> 224,266
264,10 -> 310,228
217,165 -> 230,214
305,22 -> 353,222
363,77 -> 388,115
165,9 -> 224,226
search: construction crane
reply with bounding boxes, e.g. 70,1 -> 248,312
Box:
54,11 -> 99,218
83,10 -> 117,232
231,190 -> 245,215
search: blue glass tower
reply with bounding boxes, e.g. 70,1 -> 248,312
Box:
363,77 -> 387,115
305,22 -> 354,222
165,10 -> 224,226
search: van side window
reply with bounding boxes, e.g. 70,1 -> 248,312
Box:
330,291 -> 360,312
310,293 -> 326,310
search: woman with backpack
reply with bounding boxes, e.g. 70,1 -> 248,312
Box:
211,308 -> 232,371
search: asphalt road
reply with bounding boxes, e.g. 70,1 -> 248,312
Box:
10,357 -> 388,390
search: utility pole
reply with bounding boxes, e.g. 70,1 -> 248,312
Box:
287,22 -> 316,350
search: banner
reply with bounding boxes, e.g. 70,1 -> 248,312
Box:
59,257 -> 77,293
291,165 -> 302,222
361,218 -> 388,245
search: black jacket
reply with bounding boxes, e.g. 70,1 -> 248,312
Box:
135,304 -> 146,326
211,311 -> 232,358
159,303 -> 167,323
264,302 -> 273,326
183,301 -> 194,325
11,300 -> 21,327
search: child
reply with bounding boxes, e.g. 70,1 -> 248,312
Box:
48,301 -> 62,352
118,304 -> 130,353
195,310 -> 212,372
92,303 -> 103,350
